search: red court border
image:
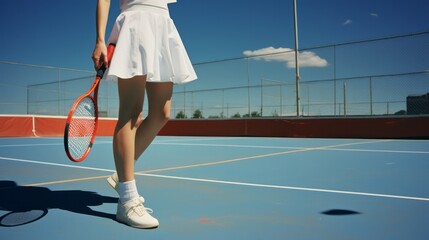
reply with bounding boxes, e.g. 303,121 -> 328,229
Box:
1,115 -> 428,139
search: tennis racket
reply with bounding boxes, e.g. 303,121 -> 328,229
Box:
64,44 -> 115,162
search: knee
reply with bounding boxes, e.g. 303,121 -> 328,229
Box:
148,110 -> 170,126
134,112 -> 144,128
159,111 -> 170,125
117,108 -> 143,130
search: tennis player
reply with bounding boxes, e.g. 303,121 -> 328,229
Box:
92,0 -> 197,228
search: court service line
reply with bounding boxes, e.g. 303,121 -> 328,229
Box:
2,140 -> 390,175
0,137 -> 239,148
154,142 -> 429,154
0,140 -> 391,188
24,175 -> 111,187
97,137 -> 242,144
136,172 -> 429,202
155,142 -> 305,150
141,140 -> 394,173
0,155 -> 428,202
4,140 -> 427,155
14,143 -> 427,155
0,156 -> 115,173
154,137 -> 243,143
0,140 -> 387,171
0,143 -> 64,148
325,148 -> 429,154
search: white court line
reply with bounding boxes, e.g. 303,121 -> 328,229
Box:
154,137 -> 243,143
154,142 -> 429,154
2,140 -> 429,155
0,140 -> 114,148
0,143 -> 64,148
0,141 -> 302,149
155,142 -> 304,150
325,148 -> 429,154
0,137 -> 240,147
136,172 -> 429,202
0,156 -> 115,173
1,156 -> 428,202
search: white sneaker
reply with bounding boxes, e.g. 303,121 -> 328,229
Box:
106,173 -> 119,192
116,197 -> 159,229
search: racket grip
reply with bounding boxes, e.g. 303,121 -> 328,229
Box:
96,65 -> 107,78
96,44 -> 116,79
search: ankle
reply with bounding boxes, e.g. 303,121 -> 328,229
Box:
118,180 -> 139,203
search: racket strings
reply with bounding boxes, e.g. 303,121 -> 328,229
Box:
68,97 -> 96,159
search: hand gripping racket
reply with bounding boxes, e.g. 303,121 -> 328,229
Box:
64,44 -> 115,162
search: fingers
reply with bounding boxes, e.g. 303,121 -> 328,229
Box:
92,54 -> 106,70
92,43 -> 108,70
102,54 -> 109,68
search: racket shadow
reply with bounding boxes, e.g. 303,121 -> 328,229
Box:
0,181 -> 118,227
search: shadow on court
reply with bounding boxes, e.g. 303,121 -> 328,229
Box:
321,209 -> 361,216
0,181 -> 118,227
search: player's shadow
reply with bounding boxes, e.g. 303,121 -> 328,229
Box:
0,180 -> 118,227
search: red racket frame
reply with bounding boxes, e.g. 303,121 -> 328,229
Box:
64,44 -> 115,162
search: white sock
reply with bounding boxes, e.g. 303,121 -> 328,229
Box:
118,180 -> 139,203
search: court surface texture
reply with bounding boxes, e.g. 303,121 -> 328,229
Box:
1,136 -> 428,239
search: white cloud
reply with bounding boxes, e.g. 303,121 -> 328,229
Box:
343,19 -> 353,25
243,47 -> 328,68
370,13 -> 379,17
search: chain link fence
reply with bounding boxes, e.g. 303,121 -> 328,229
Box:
1,31 -> 428,118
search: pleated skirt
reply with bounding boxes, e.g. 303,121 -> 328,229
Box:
106,4 -> 197,84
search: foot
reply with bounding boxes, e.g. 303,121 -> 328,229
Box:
116,197 -> 159,229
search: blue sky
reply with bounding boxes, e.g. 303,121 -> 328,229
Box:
0,0 -> 428,116
1,0 -> 428,69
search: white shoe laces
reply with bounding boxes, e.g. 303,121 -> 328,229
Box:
127,202 -> 154,217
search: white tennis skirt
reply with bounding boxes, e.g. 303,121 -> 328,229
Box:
106,4 -> 197,84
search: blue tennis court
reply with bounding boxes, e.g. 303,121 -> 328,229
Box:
1,136 -> 428,239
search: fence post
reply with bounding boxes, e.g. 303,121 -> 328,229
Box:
183,86 -> 186,117
58,69 -> 61,115
333,45 -> 337,116
343,81 -> 347,116
26,87 -> 29,114
260,79 -> 263,116
246,57 -> 251,116
293,0 -> 301,117
370,77 -> 373,115
387,102 -> 390,115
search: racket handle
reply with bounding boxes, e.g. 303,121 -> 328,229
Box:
96,44 -> 116,78
96,65 -> 107,78
107,44 -> 116,60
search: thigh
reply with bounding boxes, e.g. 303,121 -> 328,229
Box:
146,82 -> 173,117
117,76 -> 146,121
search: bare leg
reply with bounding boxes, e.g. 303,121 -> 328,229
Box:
113,76 -> 146,182
134,82 -> 173,160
